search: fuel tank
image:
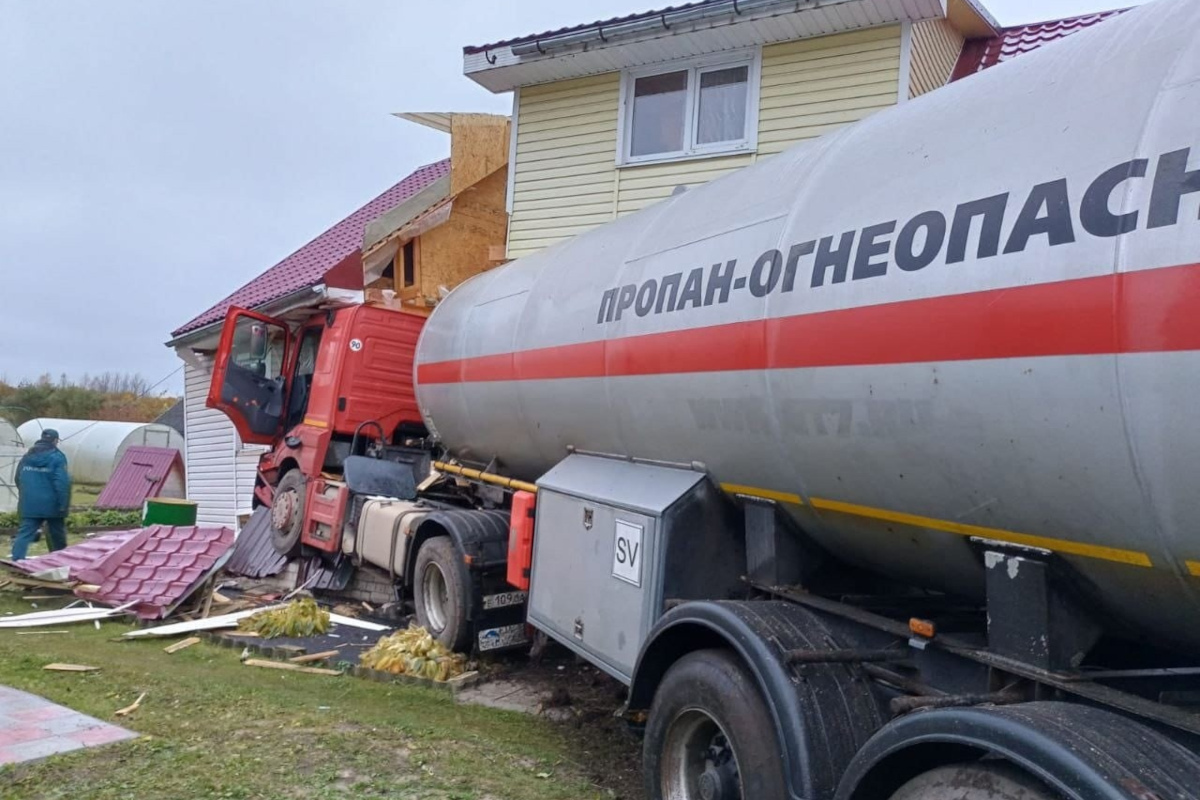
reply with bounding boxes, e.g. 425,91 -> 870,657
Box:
415,1 -> 1200,653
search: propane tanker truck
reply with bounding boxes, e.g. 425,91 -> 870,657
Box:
207,1 -> 1200,797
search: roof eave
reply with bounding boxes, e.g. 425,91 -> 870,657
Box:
165,284 -> 332,350
463,0 -> 945,93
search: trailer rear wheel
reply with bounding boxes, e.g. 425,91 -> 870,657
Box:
414,536 -> 471,652
270,470 -> 306,557
644,649 -> 787,800
889,764 -> 1056,800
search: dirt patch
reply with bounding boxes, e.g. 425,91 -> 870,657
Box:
476,642 -> 643,799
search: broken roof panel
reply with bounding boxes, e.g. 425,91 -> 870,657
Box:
3,530 -> 143,575
223,507 -> 288,579
951,9 -> 1127,81
94,446 -> 184,510
171,159 -> 451,338
8,525 -> 234,619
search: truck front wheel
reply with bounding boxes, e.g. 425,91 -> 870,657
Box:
888,764 -> 1054,800
643,649 -> 787,800
270,470 -> 306,557
413,536 -> 472,652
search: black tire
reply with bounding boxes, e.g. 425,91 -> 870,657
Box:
643,649 -> 787,800
269,470 -> 306,558
889,764 -> 1057,800
413,536 -> 472,653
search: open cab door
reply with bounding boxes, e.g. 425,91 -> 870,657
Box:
207,308 -> 291,445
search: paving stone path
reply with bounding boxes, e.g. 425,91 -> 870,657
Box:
0,685 -> 136,767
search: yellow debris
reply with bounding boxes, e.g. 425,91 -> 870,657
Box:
360,626 -> 467,682
237,598 -> 330,639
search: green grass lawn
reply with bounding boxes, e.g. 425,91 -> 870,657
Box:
70,483 -> 104,510
0,591 -> 631,800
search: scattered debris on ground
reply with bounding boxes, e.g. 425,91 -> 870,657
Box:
361,626 -> 468,681
242,658 -> 342,676
236,597 -> 329,638
42,663 -> 99,672
113,691 -> 146,717
162,637 -> 200,654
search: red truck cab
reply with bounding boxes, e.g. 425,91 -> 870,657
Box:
207,304 -> 426,553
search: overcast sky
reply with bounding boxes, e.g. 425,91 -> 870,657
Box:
0,0 -> 1142,394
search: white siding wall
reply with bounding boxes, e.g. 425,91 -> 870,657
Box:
236,443 -> 268,521
183,364 -> 238,527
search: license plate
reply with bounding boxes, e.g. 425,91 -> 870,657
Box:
478,623 -> 529,652
482,591 -> 527,610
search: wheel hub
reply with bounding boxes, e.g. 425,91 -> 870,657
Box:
697,764 -> 736,800
662,710 -> 743,800
271,490 -> 296,530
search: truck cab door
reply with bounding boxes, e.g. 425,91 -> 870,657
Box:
207,308 -> 291,445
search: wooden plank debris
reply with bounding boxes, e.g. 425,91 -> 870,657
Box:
44,663 -> 100,672
114,692 -> 147,717
288,649 -> 340,664
163,637 -> 201,654
243,659 -> 341,677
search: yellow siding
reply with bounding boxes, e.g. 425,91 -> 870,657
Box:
758,25 -> 901,156
615,155 -> 755,216
507,26 -> 904,257
508,73 -> 620,258
909,19 -> 964,99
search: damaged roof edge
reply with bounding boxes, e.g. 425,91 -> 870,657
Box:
164,284 -> 329,350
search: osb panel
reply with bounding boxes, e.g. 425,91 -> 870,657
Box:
451,114 -> 511,197
419,168 -> 508,301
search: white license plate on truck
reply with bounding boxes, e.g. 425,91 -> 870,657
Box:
482,591 -> 527,610
478,624 -> 530,652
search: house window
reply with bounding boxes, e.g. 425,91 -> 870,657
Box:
401,240 -> 416,289
621,51 -> 759,165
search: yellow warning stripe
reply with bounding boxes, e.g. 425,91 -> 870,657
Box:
1185,561 -> 1200,577
720,484 -> 805,505
808,497 -> 1153,568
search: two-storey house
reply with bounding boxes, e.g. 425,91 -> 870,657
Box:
464,0 -> 1001,259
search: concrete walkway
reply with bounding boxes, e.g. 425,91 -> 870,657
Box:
0,685 -> 136,767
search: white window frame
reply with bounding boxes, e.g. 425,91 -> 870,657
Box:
616,48 -> 761,168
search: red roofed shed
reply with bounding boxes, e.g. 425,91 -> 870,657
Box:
94,446 -> 186,510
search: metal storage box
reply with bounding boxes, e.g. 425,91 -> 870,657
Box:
528,454 -> 742,683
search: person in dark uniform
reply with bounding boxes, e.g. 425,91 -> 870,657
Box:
12,429 -> 71,561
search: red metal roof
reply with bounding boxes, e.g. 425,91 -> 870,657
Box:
10,525 -> 234,619
94,447 -> 184,510
172,159 -> 451,337
952,8 -> 1128,81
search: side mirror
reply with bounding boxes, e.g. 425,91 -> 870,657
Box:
249,323 -> 268,359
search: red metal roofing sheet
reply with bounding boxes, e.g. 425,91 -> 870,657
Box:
9,525 -> 234,619
172,159 -> 451,337
3,530 -> 143,575
94,447 -> 183,510
951,9 -> 1128,81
